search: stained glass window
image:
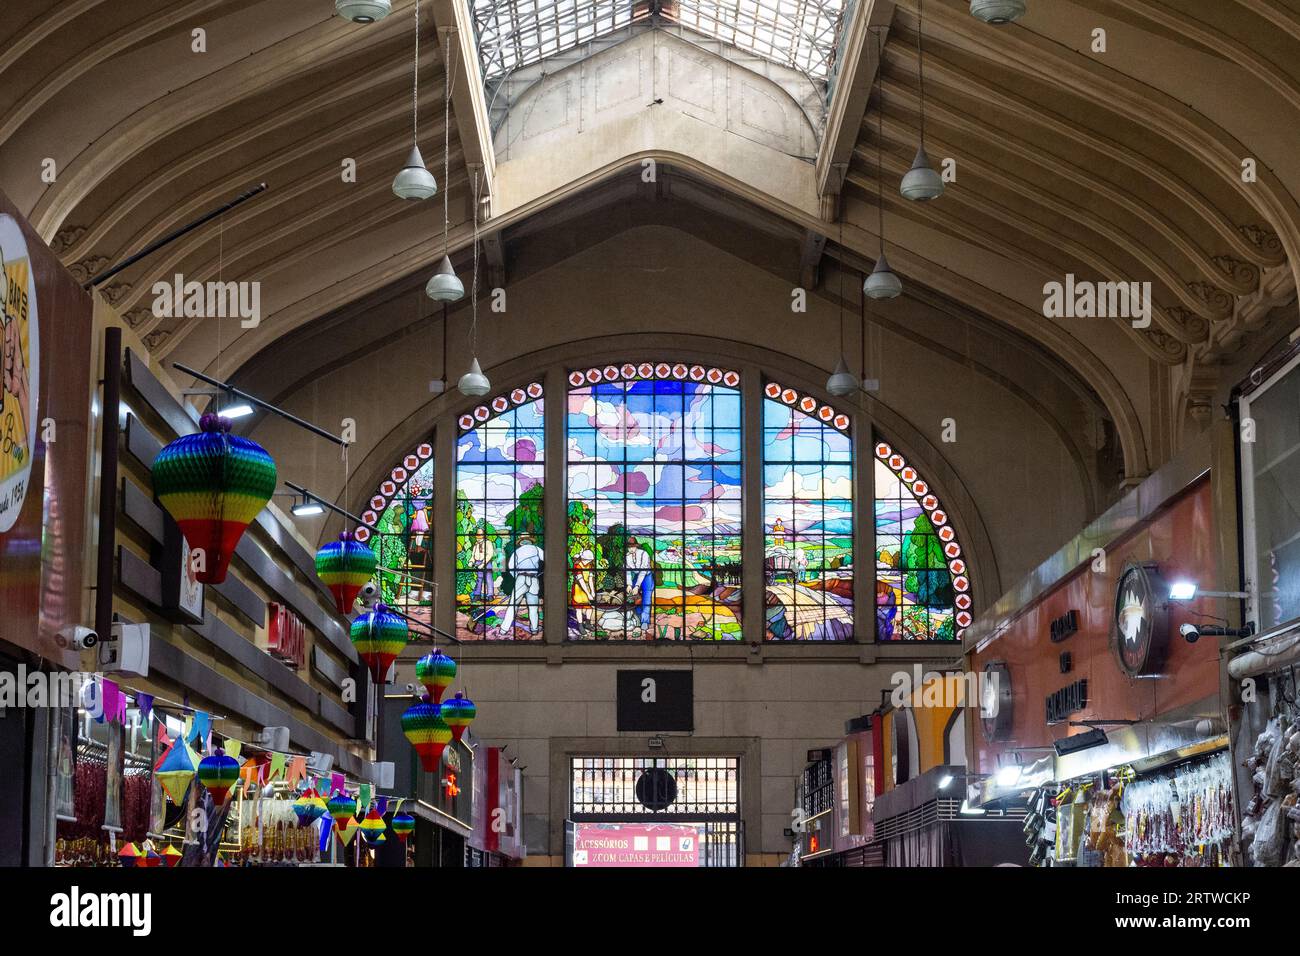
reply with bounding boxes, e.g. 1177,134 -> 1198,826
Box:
761,383 -> 853,640
355,442 -> 437,633
874,440 -> 972,641
454,384 -> 546,641
566,363 -> 743,641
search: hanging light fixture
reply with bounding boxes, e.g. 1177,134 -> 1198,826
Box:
336,0 -> 391,23
970,0 -> 1026,25
864,28 -> 903,300
393,0 -> 438,200
901,0 -> 944,202
426,38 -> 464,302
827,232 -> 859,398
457,170 -> 489,397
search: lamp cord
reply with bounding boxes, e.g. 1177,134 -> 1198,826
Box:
412,0 -> 420,146
917,0 -> 926,147
443,35 -> 456,254
875,27 -> 885,257
470,168 -> 480,356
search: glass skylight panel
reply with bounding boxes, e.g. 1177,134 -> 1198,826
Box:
470,0 -> 847,83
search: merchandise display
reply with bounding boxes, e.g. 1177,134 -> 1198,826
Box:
1241,715 -> 1300,867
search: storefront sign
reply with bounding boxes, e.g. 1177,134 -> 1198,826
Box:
0,215 -> 38,535
616,669 -> 693,731
1049,609 -> 1079,643
1045,678 -> 1088,725
266,602 -> 305,670
1112,562 -> 1170,678
571,823 -> 700,867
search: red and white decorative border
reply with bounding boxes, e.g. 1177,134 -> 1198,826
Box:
568,362 -> 740,389
764,381 -> 851,432
354,440 -> 434,543
456,381 -> 544,431
874,440 -> 973,637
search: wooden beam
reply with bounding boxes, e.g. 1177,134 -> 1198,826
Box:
815,0 -> 895,200
430,3 -> 496,203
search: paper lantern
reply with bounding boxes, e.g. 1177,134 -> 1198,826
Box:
152,413 -> 277,584
335,816 -> 360,847
162,845 -> 183,868
415,650 -> 456,703
359,808 -> 388,845
350,603 -> 408,684
390,811 -> 415,842
441,692 -> 476,743
327,792 -> 357,827
401,700 -> 452,772
197,750 -> 241,807
315,531 -> 378,615
155,739 -> 199,805
140,849 -> 162,868
118,843 -> 141,866
292,788 -> 328,827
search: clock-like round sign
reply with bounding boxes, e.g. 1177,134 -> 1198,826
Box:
1111,562 -> 1170,678
981,660 -> 1014,742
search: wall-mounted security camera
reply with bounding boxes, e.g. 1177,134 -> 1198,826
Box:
56,625 -> 98,650
1179,623 -> 1200,643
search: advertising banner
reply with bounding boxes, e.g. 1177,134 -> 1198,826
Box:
571,822 -> 701,867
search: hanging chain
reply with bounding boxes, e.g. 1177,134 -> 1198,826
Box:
412,0 -> 420,146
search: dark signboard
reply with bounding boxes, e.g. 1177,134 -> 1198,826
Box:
616,670 -> 693,732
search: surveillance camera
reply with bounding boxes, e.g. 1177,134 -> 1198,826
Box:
404,682 -> 417,694
1180,623 -> 1200,643
357,581 -> 380,608
56,625 -> 98,650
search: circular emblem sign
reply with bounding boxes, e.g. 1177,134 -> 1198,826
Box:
0,215 -> 40,534
634,767 -> 678,812
1112,562 -> 1169,677
980,660 -> 1014,743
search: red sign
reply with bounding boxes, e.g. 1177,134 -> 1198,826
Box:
267,602 -> 305,669
572,823 -> 700,867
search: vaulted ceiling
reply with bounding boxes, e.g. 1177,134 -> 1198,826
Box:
3,0 -> 1298,494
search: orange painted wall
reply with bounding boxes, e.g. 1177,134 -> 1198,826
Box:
969,476 -> 1221,775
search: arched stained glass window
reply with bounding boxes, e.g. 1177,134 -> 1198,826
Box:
355,442 -> 436,633
455,383 -> 546,641
874,440 -> 972,641
762,383 -> 854,640
566,363 -> 743,641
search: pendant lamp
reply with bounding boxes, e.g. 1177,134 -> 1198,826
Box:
457,357 -> 490,397
827,356 -> 858,397
864,28 -> 903,300
393,0 -> 437,199
426,255 -> 464,301
900,0 -> 944,202
425,37 -> 464,302
457,170 -> 489,397
336,0 -> 391,23
971,0 -> 1026,24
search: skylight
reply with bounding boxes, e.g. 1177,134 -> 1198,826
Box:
469,0 -> 848,84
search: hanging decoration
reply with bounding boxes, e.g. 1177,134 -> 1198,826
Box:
441,692 -> 476,743
401,699 -> 452,772
350,603 -> 409,684
327,791 -> 357,828
315,531 -> 378,615
196,749 -> 241,807
390,811 -> 416,842
155,738 -> 199,805
359,807 -> 388,845
335,816 -> 360,847
162,844 -> 183,868
415,650 -> 456,704
117,843 -> 141,866
292,788 -> 328,827
151,413 -> 277,584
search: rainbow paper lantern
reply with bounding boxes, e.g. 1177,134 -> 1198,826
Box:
358,808 -> 388,845
415,650 -> 456,704
390,811 -> 415,842
326,792 -> 357,827
335,816 -> 360,847
292,788 -> 328,827
118,843 -> 141,866
401,699 -> 452,772
140,849 -> 162,868
155,739 -> 199,805
441,692 -> 477,743
196,750 -> 241,807
315,531 -> 378,615
152,413 -> 277,584
350,603 -> 408,684
162,845 -> 183,868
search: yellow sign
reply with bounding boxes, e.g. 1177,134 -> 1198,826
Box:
0,214 -> 39,533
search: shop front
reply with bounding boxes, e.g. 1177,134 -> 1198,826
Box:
965,436 -> 1238,867
468,745 -> 526,866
